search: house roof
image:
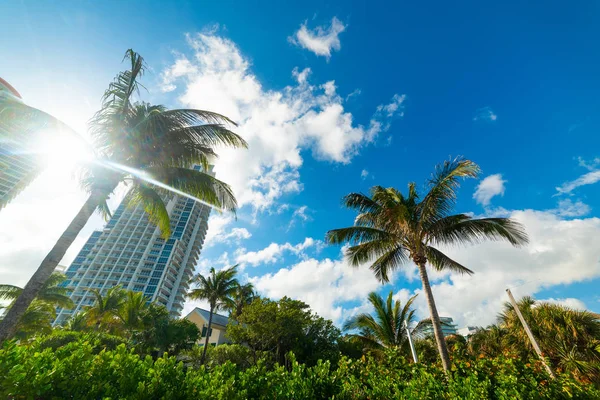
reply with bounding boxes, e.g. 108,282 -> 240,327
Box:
187,308 -> 230,327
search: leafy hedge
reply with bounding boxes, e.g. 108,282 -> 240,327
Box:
1,338 -> 598,399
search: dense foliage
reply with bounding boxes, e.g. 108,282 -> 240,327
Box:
470,297 -> 600,384
1,336 -> 598,399
227,296 -> 342,366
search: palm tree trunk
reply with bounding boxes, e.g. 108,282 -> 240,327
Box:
0,188 -> 111,342
200,305 -> 214,365
417,262 -> 451,372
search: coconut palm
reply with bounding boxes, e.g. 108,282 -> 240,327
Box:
188,265 -> 239,364
326,158 -> 528,372
343,291 -> 418,357
229,282 -> 256,318
0,50 -> 247,341
85,286 -> 127,331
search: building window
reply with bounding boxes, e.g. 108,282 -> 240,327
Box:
201,327 -> 213,337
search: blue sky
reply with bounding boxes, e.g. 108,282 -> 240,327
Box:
1,1 -> 599,327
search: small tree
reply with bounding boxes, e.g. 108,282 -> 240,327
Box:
343,291 -> 418,358
188,265 -> 238,364
227,296 -> 341,366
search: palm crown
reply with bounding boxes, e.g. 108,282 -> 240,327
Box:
344,291 -> 418,355
188,265 -> 239,311
83,50 -> 247,236
327,158 -> 527,282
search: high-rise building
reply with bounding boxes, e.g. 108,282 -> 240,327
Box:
0,78 -> 42,211
54,169 -> 212,325
418,316 -> 458,338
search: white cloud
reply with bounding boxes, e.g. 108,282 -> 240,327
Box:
577,156 -> 600,171
473,106 -> 497,122
235,237 -> 317,267
203,214 -> 252,247
377,94 -> 406,117
556,170 -> 600,194
288,205 -> 312,230
289,17 -> 346,59
473,174 -> 506,206
361,169 -> 369,180
554,199 -> 591,217
252,249 -> 382,323
540,297 -> 587,310
400,209 -> 600,327
161,32 -> 405,214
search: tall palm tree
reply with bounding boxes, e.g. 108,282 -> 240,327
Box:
85,286 -> 127,332
344,291 -> 418,357
0,272 -> 74,309
0,50 -> 247,341
326,158 -> 528,372
229,282 -> 256,318
188,265 -> 238,364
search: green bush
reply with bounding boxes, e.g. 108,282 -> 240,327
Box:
38,330 -> 128,352
1,338 -> 598,399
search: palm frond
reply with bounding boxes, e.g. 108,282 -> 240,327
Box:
127,184 -> 171,238
147,167 -> 237,212
428,215 -> 529,247
326,227 -> 394,246
425,246 -> 474,275
158,109 -> 237,127
0,284 -> 21,301
367,245 -> 411,283
419,157 -> 480,225
341,192 -> 382,213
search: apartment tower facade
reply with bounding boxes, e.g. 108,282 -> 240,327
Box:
55,169 -> 212,324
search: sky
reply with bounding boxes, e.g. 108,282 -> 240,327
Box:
1,0 -> 599,328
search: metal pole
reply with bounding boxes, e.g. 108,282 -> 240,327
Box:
505,288 -> 555,378
404,319 -> 418,363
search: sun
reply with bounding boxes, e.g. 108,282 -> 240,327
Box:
31,126 -> 95,173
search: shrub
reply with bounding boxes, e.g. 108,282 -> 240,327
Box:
1,338 -> 598,399
38,330 -> 128,352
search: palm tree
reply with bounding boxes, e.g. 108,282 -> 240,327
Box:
63,311 -> 89,332
85,286 -> 127,332
343,291 -> 418,357
229,282 -> 256,318
0,272 -> 74,310
117,291 -> 150,335
468,325 -> 506,358
499,296 -> 600,383
326,158 -> 528,372
188,265 -> 239,364
0,50 -> 247,341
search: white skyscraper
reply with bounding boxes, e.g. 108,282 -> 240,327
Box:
0,78 -> 42,211
55,169 -> 212,324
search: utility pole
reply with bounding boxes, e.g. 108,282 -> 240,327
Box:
404,319 -> 419,364
505,288 -> 555,379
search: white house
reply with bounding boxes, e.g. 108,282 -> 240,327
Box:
184,308 -> 231,346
